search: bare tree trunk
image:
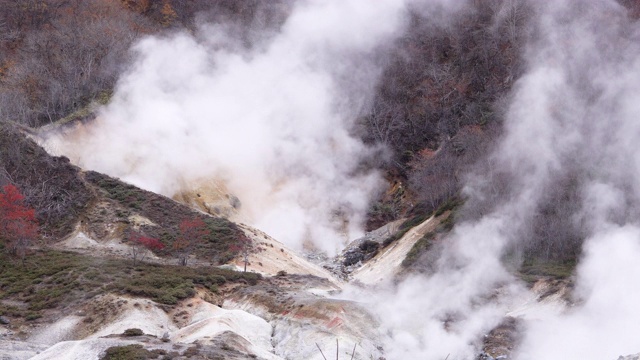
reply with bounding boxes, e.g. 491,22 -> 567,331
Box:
315,343 -> 328,360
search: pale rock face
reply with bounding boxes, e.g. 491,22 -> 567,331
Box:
20,222 -> 385,360
351,216 -> 438,285
171,300 -> 282,360
0,339 -> 49,360
224,277 -> 384,360
233,224 -> 343,285
618,355 -> 640,360
6,206 -> 580,360
29,316 -> 83,345
172,179 -> 241,219
89,298 -> 178,339
29,339 -> 138,360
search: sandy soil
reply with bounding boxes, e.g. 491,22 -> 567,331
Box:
28,338 -> 138,360
351,215 -> 439,285
507,279 -> 570,320
55,230 -> 133,258
0,339 -> 49,360
231,225 -> 343,287
13,210 -> 575,360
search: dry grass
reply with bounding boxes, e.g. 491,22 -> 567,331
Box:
0,248 -> 260,325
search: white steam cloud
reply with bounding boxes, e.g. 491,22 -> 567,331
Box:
513,0 -> 640,358
45,0 -> 410,254
343,197 -> 529,359
346,0 -> 640,359
517,226 -> 640,359
44,0 -> 640,358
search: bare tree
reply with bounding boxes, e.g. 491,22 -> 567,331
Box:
0,0 -> 149,126
229,236 -> 263,273
174,218 -> 209,266
129,231 -> 164,266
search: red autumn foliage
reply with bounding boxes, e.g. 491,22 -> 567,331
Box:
135,235 -> 165,251
174,218 -> 209,266
138,236 -> 164,250
0,184 -> 39,261
129,231 -> 164,265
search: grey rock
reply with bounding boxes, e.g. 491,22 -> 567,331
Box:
0,340 -> 49,360
618,354 -> 640,360
161,331 -> 170,342
342,240 -> 380,266
477,353 -> 495,360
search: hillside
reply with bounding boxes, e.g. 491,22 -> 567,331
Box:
0,0 -> 292,128
0,123 -> 248,264
1,0 -> 528,227
2,1 -> 640,359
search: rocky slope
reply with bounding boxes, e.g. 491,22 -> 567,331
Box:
5,220 -> 577,360
0,123 -> 248,264
0,121 -> 584,360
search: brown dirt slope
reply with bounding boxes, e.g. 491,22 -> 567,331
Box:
0,122 -> 246,263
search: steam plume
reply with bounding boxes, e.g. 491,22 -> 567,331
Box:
349,1 -> 640,359
43,0 -> 640,357
45,0 -> 410,254
512,0 -> 640,358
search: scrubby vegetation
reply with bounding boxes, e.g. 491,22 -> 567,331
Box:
401,215 -> 458,269
101,344 -> 165,360
0,184 -> 39,263
399,196 -> 464,268
384,194 -> 463,248
517,259 -> 577,285
0,0 -> 292,128
0,249 -> 260,324
402,232 -> 436,268
0,122 -> 247,265
1,0 -> 529,226
85,171 -> 247,264
363,0 -> 596,267
0,0 -> 599,281
0,123 -> 94,240
123,328 -> 144,337
360,1 -> 530,217
0,3 -> 608,359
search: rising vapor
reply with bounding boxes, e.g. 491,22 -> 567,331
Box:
45,0 -> 410,254
511,0 -> 640,358
347,0 -> 640,359
42,0 -> 640,358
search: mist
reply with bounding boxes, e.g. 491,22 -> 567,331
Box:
343,0 -> 640,358
512,0 -> 640,358
39,0 -> 640,358
44,0 -> 412,254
